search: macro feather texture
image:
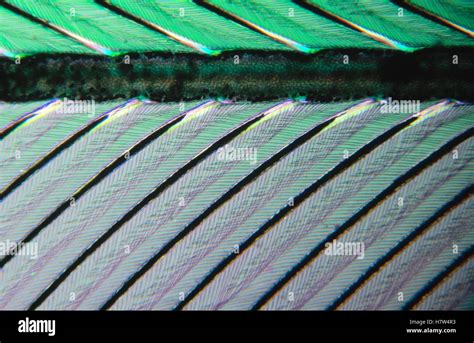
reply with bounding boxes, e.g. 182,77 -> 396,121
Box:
0,0 -> 472,57
0,98 -> 472,311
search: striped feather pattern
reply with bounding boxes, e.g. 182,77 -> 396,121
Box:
108,0 -> 287,54
5,0 -> 193,55
0,0 -> 472,56
307,0 -> 474,50
0,99 -> 472,311
412,254 -> 474,311
0,6 -> 96,57
407,0 -> 474,37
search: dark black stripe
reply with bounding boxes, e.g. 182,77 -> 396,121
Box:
404,245 -> 474,310
28,101 -> 289,310
174,115 -> 418,310
327,184 -> 474,310
0,100 -> 199,268
99,99 -> 371,310
253,126 -> 474,310
0,102 -> 128,202
392,0 -> 472,37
